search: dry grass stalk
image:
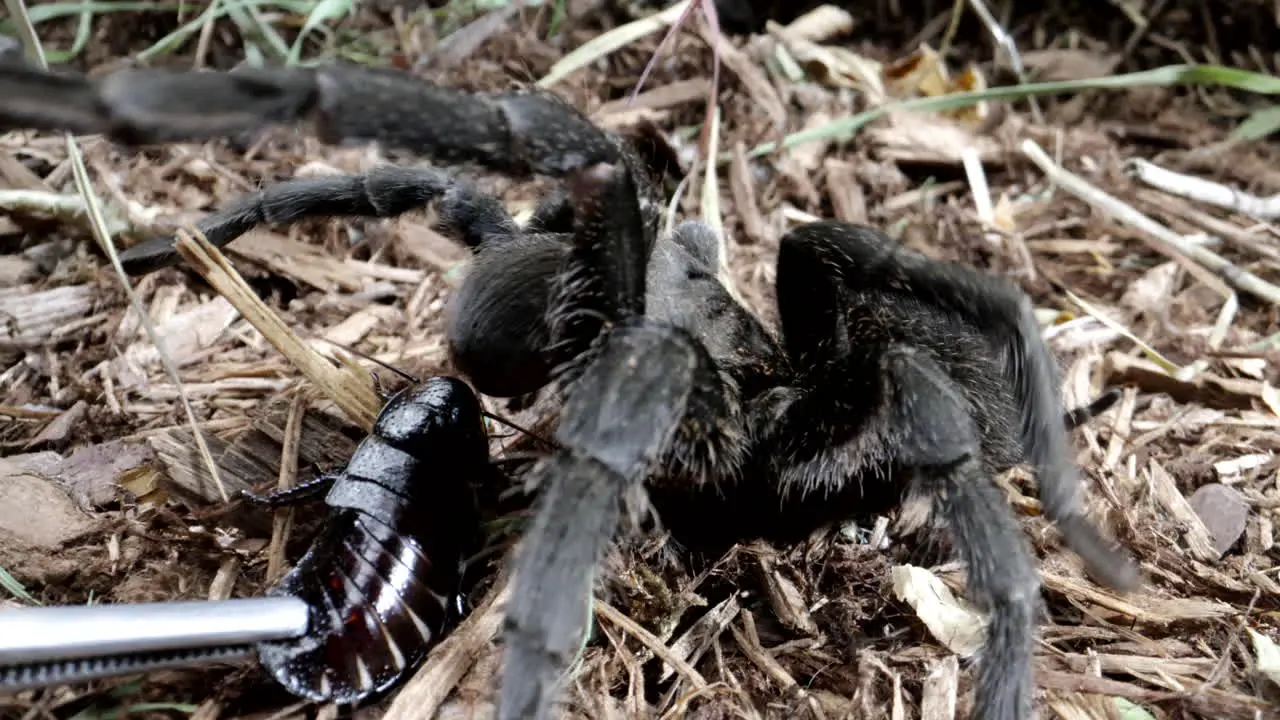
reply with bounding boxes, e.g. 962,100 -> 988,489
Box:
1020,139 -> 1280,305
265,395 -> 305,584
172,228 -> 380,430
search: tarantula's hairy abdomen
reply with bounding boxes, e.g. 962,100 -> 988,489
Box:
446,233 -> 569,398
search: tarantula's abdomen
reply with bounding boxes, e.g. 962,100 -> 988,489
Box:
446,233 -> 569,398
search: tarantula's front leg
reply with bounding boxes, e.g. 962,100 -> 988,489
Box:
1,63 -> 624,176
499,323 -> 707,720
117,165 -> 518,274
776,221 -> 1141,592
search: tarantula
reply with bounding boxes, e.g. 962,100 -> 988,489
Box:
2,58 -> 1141,720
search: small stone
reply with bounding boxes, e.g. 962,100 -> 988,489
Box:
1188,483 -> 1250,557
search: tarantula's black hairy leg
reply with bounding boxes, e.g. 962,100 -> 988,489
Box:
446,231 -> 571,398
3,62 -> 665,224
883,346 -> 1040,720
1,63 -> 622,174
5,61 -> 668,271
537,163 -> 655,390
109,159 -> 565,398
0,61 -> 106,135
498,324 -> 707,720
775,221 -> 1141,592
1064,387 -> 1121,429
116,165 -> 515,274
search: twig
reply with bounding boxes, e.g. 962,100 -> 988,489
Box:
594,598 -> 710,689
265,395 -> 305,584
1020,139 -> 1280,305
966,0 -> 1041,123
1126,157 -> 1280,220
1035,668 -> 1280,720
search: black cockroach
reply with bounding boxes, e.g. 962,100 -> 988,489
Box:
244,375 -> 492,705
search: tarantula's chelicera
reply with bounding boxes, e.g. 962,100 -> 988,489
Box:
3,57 -> 1141,720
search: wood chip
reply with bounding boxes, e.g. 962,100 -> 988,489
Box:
824,158 -> 868,223
0,462 -> 101,549
919,655 -> 959,720
23,400 -> 87,450
1146,460 -> 1219,562
867,111 -> 1003,167
0,283 -> 96,348
0,255 -> 38,287
729,141 -> 769,244
1105,352 -> 1265,411
781,4 -> 855,43
592,79 -> 710,120
756,545 -> 818,635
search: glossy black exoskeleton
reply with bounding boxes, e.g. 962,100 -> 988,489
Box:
245,376 -> 488,705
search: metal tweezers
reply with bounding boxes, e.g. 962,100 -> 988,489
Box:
0,597 -> 310,694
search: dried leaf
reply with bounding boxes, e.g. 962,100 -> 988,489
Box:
1249,628 -> 1280,688
782,4 -> 854,43
1189,483 -> 1250,557
1115,698 -> 1158,720
890,564 -> 985,657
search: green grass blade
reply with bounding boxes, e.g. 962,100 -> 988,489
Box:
0,1 -> 182,28
286,0 -> 352,64
745,64 -> 1280,159
0,567 -> 41,605
1232,104 -> 1280,141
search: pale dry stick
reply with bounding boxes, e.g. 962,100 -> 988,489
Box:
1135,188 -> 1280,262
173,229 -> 381,430
3,0 -> 231,502
382,579 -> 513,720
265,394 -> 306,584
1020,139 -> 1280,306
538,0 -> 691,88
730,611 -> 828,720
1035,668 -> 1280,720
1063,290 -> 1181,374
1125,157 -> 1280,220
697,105 -> 747,307
961,146 -> 1000,246
966,0 -> 1041,123
594,598 -> 711,690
